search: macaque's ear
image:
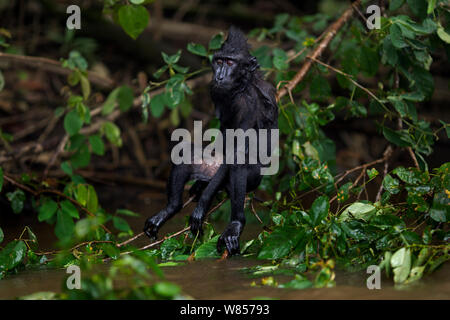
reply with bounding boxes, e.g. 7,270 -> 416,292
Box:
248,56 -> 259,72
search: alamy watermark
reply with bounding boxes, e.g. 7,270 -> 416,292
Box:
170,121 -> 280,175
366,5 -> 381,30
66,265 -> 81,290
66,5 -> 81,30
366,265 -> 381,289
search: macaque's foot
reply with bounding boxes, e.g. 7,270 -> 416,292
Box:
143,215 -> 162,240
189,207 -> 205,237
217,221 -> 244,256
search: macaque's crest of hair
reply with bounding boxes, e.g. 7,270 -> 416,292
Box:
218,26 -> 251,56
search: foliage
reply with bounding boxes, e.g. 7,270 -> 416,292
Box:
0,0 -> 449,298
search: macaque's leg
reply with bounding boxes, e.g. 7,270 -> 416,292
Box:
144,164 -> 191,239
188,180 -> 208,202
217,165 -> 247,255
190,164 -> 228,235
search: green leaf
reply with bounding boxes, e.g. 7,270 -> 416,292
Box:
427,0 -> 437,13
153,65 -> 168,79
258,227 -> 303,260
150,93 -> 165,117
391,247 -> 411,283
75,184 -> 88,206
70,144 -> 91,169
195,235 -> 220,259
117,86 -> 134,112
102,243 -> 120,260
162,50 -> 182,65
160,238 -> 182,260
309,195 -> 329,226
60,200 -> 79,219
88,135 -> 105,156
279,274 -> 313,289
113,216 -> 131,232
55,209 -> 74,240
310,75 -> 331,102
80,74 -> 90,100
61,161 -> 73,176
116,209 -> 140,217
20,292 -> 56,300
409,65 -> 434,98
102,88 -> 120,115
0,240 -> 27,273
382,127 -> 410,147
170,108 -> 180,126
187,43 -> 207,57
86,185 -> 98,214
339,202 -> 376,222
437,26 -> 450,44
38,199 -> 58,222
272,48 -> 288,70
6,189 -> 26,214
383,174 -> 401,194
382,36 -> 398,66
0,227 -> 3,244
208,33 -> 224,50
153,281 -> 180,298
66,51 -> 88,71
64,110 -> 83,136
359,45 -> 379,77
118,5 -> 150,40
367,168 -> 379,179
390,24 -> 408,49
429,191 -> 449,222
102,122 -> 122,147
393,166 -> 427,185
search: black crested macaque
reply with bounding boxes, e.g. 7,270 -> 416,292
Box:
144,26 -> 278,255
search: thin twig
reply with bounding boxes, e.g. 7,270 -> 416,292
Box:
116,195 -> 196,248
3,173 -> 112,234
117,198 -> 227,257
0,52 -> 114,89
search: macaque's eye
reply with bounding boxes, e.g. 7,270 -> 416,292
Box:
226,59 -> 233,66
217,59 -> 223,65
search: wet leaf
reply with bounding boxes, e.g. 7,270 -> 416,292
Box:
391,247 -> 411,283
118,5 -> 149,40
38,199 -> 58,222
309,195 -> 329,226
55,209 -> 74,240
0,240 -> 27,273
195,235 -> 220,259
64,110 -> 83,136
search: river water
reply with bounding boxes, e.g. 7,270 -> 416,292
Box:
0,187 -> 448,299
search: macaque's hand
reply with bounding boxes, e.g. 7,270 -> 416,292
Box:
189,207 -> 205,237
217,221 -> 243,255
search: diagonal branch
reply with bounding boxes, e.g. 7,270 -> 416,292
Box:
276,0 -> 361,102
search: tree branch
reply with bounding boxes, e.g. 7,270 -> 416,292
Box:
0,52 -> 114,89
276,0 -> 361,102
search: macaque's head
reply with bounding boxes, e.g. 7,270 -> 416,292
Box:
211,26 -> 259,92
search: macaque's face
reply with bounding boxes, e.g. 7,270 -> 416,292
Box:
211,53 -> 244,91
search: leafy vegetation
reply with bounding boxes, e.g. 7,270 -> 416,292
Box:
0,0 -> 449,299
